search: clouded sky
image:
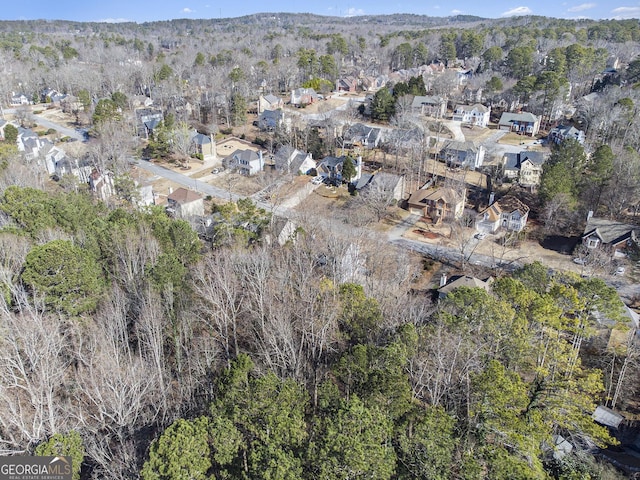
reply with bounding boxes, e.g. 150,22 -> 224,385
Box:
4,1 -> 639,23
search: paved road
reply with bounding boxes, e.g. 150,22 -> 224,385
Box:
134,160 -> 282,214
3,108 -> 85,142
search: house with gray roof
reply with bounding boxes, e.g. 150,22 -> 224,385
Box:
257,94 -> 283,114
225,149 -> 265,176
274,145 -> 316,175
582,216 -> 640,257
452,103 -> 490,127
503,151 -> 545,187
411,95 -> 446,118
190,132 -> 216,160
407,185 -> 466,223
342,123 -> 383,149
136,108 -> 164,138
498,111 -> 541,136
440,140 -> 485,169
548,124 -> 585,145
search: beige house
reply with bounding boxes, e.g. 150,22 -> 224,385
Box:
407,186 -> 466,223
503,151 -> 545,187
167,187 -> 204,218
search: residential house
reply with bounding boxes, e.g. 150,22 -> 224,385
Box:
274,145 -> 316,175
342,123 -> 383,149
44,145 -> 70,175
40,88 -> 67,104
407,185 -> 466,223
53,156 -> 94,184
548,124 -> 585,145
439,140 -> 485,169
411,95 -> 446,118
257,109 -> 287,131
17,128 -> 53,161
257,94 -> 284,114
581,216 -> 640,257
290,88 -> 319,107
452,104 -> 490,127
88,169 -> 114,201
498,112 -> 541,137
136,108 -> 164,138
166,187 -> 204,218
365,172 -> 406,201
336,76 -> 358,93
316,155 -> 362,183
438,274 -> 494,299
10,92 -> 30,106
266,216 -> 299,246
476,195 -> 530,233
225,149 -> 265,176
502,151 -> 545,187
190,132 -> 216,160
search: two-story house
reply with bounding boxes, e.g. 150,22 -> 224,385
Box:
411,95 -> 446,118
439,140 -> 485,170
290,88 -> 319,107
166,187 -> 205,219
503,151 -> 545,187
316,156 -> 362,183
225,149 -> 265,176
498,112 -> 541,137
274,145 -> 316,175
341,123 -> 383,150
476,195 -> 530,233
548,124 -> 585,145
452,104 -> 491,127
407,185 -> 466,224
257,94 -> 284,114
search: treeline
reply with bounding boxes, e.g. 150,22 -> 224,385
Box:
0,176 -> 636,478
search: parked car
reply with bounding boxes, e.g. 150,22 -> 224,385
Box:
614,265 -> 626,276
474,232 -> 487,240
573,257 -> 586,265
311,176 -> 324,185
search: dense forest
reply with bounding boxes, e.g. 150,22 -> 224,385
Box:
0,11 -> 639,479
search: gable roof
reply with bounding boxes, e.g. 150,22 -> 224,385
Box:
499,111 -> 539,125
168,187 -> 203,204
480,195 -> 529,221
454,103 -> 489,113
442,140 -> 479,153
438,275 -> 494,295
504,151 -> 545,170
582,217 -> 640,245
408,186 -> 463,206
411,95 -> 445,108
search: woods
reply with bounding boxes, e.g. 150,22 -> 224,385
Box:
0,180 -> 635,478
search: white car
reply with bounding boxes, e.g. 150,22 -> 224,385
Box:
614,265 -> 626,276
573,257 -> 586,265
311,176 -> 324,185
474,232 -> 487,240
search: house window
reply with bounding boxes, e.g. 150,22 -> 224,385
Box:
586,237 -> 599,248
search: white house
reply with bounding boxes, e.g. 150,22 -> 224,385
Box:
452,104 -> 490,127
476,195 -> 530,233
226,149 -> 265,176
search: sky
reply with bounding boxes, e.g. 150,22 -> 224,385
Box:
3,1 -> 640,23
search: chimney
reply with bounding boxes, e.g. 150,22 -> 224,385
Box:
439,273 -> 448,287
587,210 -> 593,221
488,191 -> 495,205
168,186 -> 173,195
